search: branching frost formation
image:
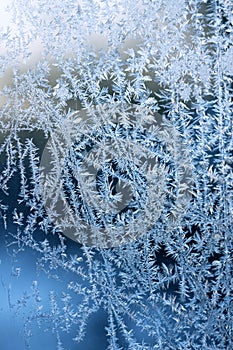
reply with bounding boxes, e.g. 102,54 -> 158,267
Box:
0,0 -> 232,349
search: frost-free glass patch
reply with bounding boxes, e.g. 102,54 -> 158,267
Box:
0,1 -> 233,349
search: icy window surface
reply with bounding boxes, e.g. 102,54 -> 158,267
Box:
0,1 -> 233,349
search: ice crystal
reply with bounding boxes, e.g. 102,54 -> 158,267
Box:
0,0 -> 232,349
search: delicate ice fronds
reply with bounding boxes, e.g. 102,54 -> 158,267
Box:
0,0 -> 232,349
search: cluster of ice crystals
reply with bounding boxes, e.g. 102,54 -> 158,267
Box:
0,1 -> 232,349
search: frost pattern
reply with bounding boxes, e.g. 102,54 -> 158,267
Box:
40,105 -> 193,248
0,0 -> 233,349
